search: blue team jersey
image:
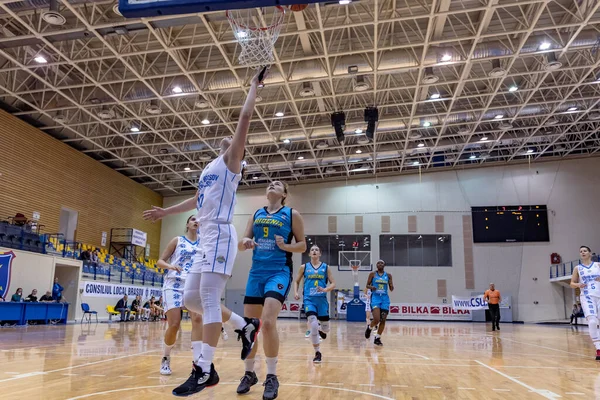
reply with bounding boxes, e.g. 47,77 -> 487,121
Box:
303,262 -> 328,298
251,206 -> 293,272
372,271 -> 389,296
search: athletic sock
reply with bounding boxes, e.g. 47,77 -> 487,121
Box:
197,344 -> 216,372
191,341 -> 203,364
228,311 -> 247,330
244,358 -> 255,372
163,343 -> 174,357
314,345 -> 320,352
374,334 -> 380,339
266,357 -> 278,375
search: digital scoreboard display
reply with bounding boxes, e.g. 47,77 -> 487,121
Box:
471,205 -> 550,243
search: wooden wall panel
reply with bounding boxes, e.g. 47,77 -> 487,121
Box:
0,110 -> 163,257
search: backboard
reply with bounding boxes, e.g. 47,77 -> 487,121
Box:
338,250 -> 372,272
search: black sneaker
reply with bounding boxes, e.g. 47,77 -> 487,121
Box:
496,324 -> 500,330
318,330 -> 327,340
172,363 -> 219,397
313,351 -> 322,363
236,371 -> 258,394
374,337 -> 383,346
365,326 -> 372,339
262,374 -> 279,400
235,317 -> 261,360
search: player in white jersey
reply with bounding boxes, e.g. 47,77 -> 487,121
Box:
571,245 -> 600,360
158,215 -> 202,375
364,287 -> 372,327
143,68 -> 267,396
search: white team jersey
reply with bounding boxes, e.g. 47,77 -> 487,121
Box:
163,236 -> 198,291
196,155 -> 242,223
578,262 -> 600,298
365,289 -> 371,304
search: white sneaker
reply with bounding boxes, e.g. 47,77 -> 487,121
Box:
305,330 -> 311,338
221,327 -> 229,341
160,356 -> 171,375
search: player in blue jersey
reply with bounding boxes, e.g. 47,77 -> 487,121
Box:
365,260 -> 394,346
237,180 -> 306,400
294,244 -> 336,363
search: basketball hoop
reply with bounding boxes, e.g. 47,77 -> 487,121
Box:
226,6 -> 285,68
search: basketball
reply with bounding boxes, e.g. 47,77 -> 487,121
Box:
289,4 -> 308,11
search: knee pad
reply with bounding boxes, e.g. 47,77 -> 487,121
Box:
308,315 -> 319,332
380,310 -> 389,321
320,321 -> 330,333
200,286 -> 223,325
183,290 -> 203,315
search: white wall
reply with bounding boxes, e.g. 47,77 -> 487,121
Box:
1,247 -> 58,299
160,158 -> 600,322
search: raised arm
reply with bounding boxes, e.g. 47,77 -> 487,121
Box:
143,191 -> 199,222
294,264 -> 306,300
224,69 -> 266,173
275,209 -> 306,253
156,237 -> 181,272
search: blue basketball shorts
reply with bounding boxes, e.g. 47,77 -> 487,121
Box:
371,293 -> 390,312
244,266 -> 293,305
304,296 -> 329,320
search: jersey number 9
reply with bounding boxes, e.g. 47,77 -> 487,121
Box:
263,227 -> 269,237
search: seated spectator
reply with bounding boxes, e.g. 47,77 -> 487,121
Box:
11,288 -> 23,302
143,296 -> 155,321
39,291 -> 53,302
570,303 -> 584,325
131,295 -> 142,321
153,295 -> 164,320
115,295 -> 130,322
25,289 -> 38,302
52,277 -> 64,302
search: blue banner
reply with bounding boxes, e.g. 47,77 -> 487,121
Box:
0,251 -> 16,300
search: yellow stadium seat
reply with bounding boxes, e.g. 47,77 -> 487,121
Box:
105,305 -> 120,321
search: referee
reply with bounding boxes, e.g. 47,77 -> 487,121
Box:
484,283 -> 502,331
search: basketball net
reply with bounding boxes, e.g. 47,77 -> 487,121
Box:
351,264 -> 360,285
226,6 -> 285,68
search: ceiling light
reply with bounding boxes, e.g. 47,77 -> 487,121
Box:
339,0 -> 351,4
172,86 -> 183,94
275,111 -> 284,117
508,85 -> 518,92
488,59 -> 506,77
412,161 -> 419,166
201,119 -> 210,125
417,143 -> 425,148
422,121 -> 431,127
567,107 -> 578,112
195,98 -> 209,108
297,155 -> 305,160
299,82 -> 315,97
527,149 -> 534,153
354,75 -> 370,92
252,175 -> 258,180
480,137 -> 488,141
283,138 -> 291,144
325,167 -> 336,174
355,128 -> 363,134
494,114 -> 504,119
469,155 -> 477,159
430,93 -> 441,100
422,67 -> 439,84
440,54 -> 452,62
130,126 -> 140,132
539,42 -> 551,50
316,142 -> 329,149
356,149 -> 362,154
237,31 -> 248,39
34,56 -> 47,64
184,167 -> 190,171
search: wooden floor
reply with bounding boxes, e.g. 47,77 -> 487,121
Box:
0,320 -> 598,400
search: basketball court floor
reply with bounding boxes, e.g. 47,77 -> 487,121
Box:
0,320 -> 597,400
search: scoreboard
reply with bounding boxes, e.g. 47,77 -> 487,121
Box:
471,205 -> 550,243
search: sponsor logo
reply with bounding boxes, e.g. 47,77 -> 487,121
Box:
390,305 -> 400,313
277,283 -> 284,290
290,303 -> 300,311
216,255 -> 226,264
430,306 -> 440,314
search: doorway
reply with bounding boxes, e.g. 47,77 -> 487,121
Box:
54,264 -> 81,321
59,208 -> 79,241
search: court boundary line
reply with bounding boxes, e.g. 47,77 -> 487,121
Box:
65,383 -> 396,400
474,360 -> 557,399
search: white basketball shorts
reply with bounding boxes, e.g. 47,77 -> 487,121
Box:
581,295 -> 600,319
162,288 -> 185,312
190,222 -> 237,276
365,300 -> 371,313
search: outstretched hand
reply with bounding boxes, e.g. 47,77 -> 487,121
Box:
252,66 -> 269,86
142,206 -> 166,222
